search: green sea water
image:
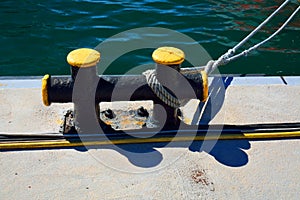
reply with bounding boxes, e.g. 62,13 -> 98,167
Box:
0,0 -> 299,76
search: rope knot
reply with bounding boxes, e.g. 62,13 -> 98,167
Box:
224,49 -> 235,59
243,50 -> 250,56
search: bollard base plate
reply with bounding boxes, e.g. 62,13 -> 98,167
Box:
59,101 -> 156,133
100,101 -> 155,130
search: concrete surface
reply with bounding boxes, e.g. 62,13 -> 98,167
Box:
1,140 -> 300,199
1,76 -> 300,199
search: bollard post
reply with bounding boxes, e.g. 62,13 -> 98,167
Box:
152,46 -> 185,128
66,48 -> 101,133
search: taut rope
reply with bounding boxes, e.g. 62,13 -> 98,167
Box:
181,0 -> 300,75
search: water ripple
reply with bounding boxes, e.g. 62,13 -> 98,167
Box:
0,0 -> 299,76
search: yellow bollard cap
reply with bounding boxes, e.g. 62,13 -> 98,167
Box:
67,48 -> 100,68
152,47 -> 185,65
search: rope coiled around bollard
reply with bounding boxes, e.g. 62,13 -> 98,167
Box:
143,69 -> 181,108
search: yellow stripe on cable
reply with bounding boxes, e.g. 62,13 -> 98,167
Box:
1,131 -> 300,150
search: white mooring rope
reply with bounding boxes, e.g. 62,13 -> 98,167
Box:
225,5 -> 300,64
189,0 -> 300,75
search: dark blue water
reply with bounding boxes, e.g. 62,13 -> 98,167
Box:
0,0 -> 299,76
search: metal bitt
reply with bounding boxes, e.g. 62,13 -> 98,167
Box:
151,47 -> 185,127
67,48 -> 101,133
42,47 -> 208,132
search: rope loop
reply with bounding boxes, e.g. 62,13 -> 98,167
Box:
143,69 -> 181,108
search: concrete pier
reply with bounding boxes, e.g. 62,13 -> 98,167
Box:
0,76 -> 300,199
